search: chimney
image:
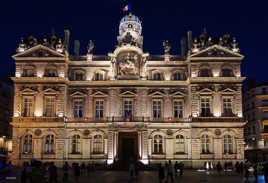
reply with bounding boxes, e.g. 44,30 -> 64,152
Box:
180,37 -> 186,58
64,29 -> 70,52
187,31 -> 193,50
74,40 -> 80,57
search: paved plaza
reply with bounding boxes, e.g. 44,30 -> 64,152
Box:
1,169 -> 267,183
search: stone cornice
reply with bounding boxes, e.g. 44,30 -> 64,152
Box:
190,77 -> 245,83
11,77 -> 67,83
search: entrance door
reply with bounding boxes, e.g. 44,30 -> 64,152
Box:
118,132 -> 138,169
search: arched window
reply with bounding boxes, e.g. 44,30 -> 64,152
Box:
175,135 -> 185,154
23,66 -> 35,77
44,66 -> 58,77
71,135 -> 80,154
94,73 -> 104,81
23,134 -> 32,153
224,135 -> 233,154
93,135 -> 103,154
74,70 -> 85,81
199,68 -> 212,77
221,69 -> 233,77
172,72 -> 181,81
153,135 -> 163,154
153,73 -> 162,80
45,135 -> 54,154
201,134 -> 211,154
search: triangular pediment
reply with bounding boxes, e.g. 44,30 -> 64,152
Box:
12,45 -> 65,59
43,88 -> 58,94
197,88 -> 214,94
91,90 -> 108,97
119,90 -> 137,97
170,90 -> 186,97
219,88 -> 236,94
70,91 -> 87,97
20,87 -> 38,94
149,91 -> 166,97
190,45 -> 243,58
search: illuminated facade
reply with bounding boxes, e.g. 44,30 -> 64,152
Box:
11,13 -> 245,168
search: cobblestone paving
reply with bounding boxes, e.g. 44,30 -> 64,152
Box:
1,169 -> 266,183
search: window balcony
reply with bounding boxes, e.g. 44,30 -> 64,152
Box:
192,117 -> 244,122
12,117 -> 64,123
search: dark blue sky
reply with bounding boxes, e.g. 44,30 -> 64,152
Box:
1,0 -> 267,83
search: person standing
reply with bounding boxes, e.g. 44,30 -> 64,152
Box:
179,162 -> 184,176
48,162 -> 57,183
158,164 -> 165,183
166,160 -> 174,183
81,162 -> 86,176
264,161 -> 268,183
86,162 -> 91,177
253,163 -> 258,182
20,164 -> 27,183
129,161 -> 135,178
216,162 -> 222,175
63,162 -> 69,182
74,163 -> 81,183
174,161 -> 178,177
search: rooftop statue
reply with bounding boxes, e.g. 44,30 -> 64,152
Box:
88,40 -> 94,54
163,40 -> 171,55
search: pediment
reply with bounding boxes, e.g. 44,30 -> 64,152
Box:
70,91 -> 87,97
148,91 -> 166,97
197,88 -> 214,94
190,45 -> 243,58
219,88 -> 236,94
170,91 -> 186,97
43,88 -> 58,94
20,87 -> 38,94
119,90 -> 137,97
13,45 -> 65,58
91,90 -> 108,97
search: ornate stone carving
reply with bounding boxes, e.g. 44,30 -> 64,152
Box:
34,129 -> 42,136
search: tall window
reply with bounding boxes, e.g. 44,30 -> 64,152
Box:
23,135 -> 32,153
44,67 -> 57,77
44,97 -> 55,117
71,135 -> 80,154
93,135 -> 103,154
223,135 -> 233,154
23,66 -> 35,77
124,100 -> 133,119
23,98 -> 33,117
95,100 -> 104,118
223,98 -> 233,116
73,99 -> 83,118
153,135 -> 163,154
95,73 -> 104,81
222,69 -> 233,77
153,73 -> 162,80
201,134 -> 211,154
74,71 -> 84,81
175,135 -> 185,154
172,72 -> 181,80
45,135 -> 54,154
174,101 -> 183,118
153,101 -> 162,118
199,69 -> 211,77
201,98 -> 211,117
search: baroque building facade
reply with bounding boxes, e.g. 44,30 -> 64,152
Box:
11,13 -> 245,168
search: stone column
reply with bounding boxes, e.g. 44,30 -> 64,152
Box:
191,138 -> 201,159
236,138 -> 245,160
142,131 -> 148,161
82,138 -> 91,159
33,138 -> 42,159
35,88 -> 43,116
107,131 -> 113,162
55,138 -> 64,160
138,131 -> 142,158
186,138 -> 192,159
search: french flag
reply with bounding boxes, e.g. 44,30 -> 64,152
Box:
122,4 -> 130,12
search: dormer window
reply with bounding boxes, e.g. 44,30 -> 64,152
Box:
94,73 -> 104,81
23,66 -> 35,77
199,69 -> 212,77
44,66 -> 58,77
221,69 -> 234,77
172,72 -> 185,81
153,73 -> 163,80
74,70 -> 85,81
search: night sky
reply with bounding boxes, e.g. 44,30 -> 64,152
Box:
1,0 -> 267,84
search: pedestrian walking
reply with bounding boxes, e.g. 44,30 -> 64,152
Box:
63,162 -> 69,182
216,162 -> 222,175
20,164 -> 27,183
179,162 -> 184,176
158,164 -> 165,183
174,161 -> 178,177
244,161 -> 250,182
235,161 -> 239,174
129,161 -> 135,178
74,163 -> 81,183
253,163 -> 258,182
25,162 -> 33,183
48,162 -> 57,183
240,162 -> 244,175
166,160 -> 174,183
135,161 -> 139,178
81,162 -> 86,176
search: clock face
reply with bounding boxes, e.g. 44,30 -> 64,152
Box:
128,24 -> 133,28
